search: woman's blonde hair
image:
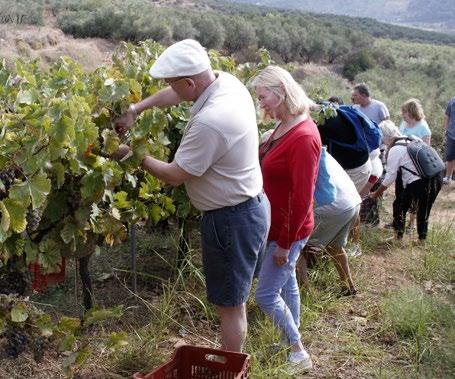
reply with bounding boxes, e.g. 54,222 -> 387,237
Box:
401,98 -> 425,121
250,65 -> 312,120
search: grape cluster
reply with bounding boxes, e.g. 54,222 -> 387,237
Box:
0,271 -> 28,296
4,329 -> 28,358
26,208 -> 42,233
0,167 -> 17,197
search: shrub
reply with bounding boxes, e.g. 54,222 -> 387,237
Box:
342,49 -> 376,81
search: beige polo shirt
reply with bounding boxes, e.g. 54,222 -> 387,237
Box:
174,72 -> 263,211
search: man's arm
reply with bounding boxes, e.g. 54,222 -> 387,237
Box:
141,156 -> 193,187
380,103 -> 390,122
114,87 -> 182,135
114,144 -> 194,186
134,87 -> 182,113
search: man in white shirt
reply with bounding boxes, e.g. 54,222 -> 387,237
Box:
114,39 -> 270,352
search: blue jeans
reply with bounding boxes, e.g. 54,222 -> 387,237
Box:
201,192 -> 270,307
255,238 -> 308,345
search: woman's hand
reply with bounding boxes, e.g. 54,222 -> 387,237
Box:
272,245 -> 290,267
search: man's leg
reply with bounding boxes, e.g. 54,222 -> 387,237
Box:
218,304 -> 247,352
447,159 -> 454,178
327,246 -> 355,293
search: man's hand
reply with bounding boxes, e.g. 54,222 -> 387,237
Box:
114,106 -> 136,136
272,245 -> 290,267
112,144 -> 132,161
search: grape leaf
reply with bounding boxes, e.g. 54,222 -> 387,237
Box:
57,316 -> 81,334
11,304 -> 28,323
101,129 -> 120,155
0,200 -> 10,232
81,171 -> 105,203
36,314 -> 54,337
52,161 -> 66,189
3,199 -> 27,233
16,89 -> 37,105
9,172 -> 51,209
113,191 -> 131,209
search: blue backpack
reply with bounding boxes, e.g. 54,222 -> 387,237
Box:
329,105 -> 382,153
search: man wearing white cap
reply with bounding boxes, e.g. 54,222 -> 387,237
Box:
114,39 -> 270,352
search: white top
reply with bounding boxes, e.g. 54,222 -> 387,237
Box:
316,152 -> 361,215
382,144 -> 420,188
369,148 -> 383,178
175,72 -> 263,211
355,99 -> 390,124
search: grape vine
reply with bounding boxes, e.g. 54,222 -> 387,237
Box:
0,40 -> 273,274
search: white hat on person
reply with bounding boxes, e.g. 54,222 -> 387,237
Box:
149,39 -> 211,79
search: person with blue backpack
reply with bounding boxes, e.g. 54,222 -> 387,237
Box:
316,98 -> 382,255
316,100 -> 377,193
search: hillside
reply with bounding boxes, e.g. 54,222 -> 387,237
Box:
0,2 -> 454,379
0,25 -> 116,71
226,0 -> 455,33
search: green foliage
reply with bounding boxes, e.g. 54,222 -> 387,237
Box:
192,14 -> 225,49
0,42 -> 173,269
382,286 -> 454,367
45,0 -> 454,69
342,49 -> 376,81
0,0 -> 44,25
411,223 -> 455,283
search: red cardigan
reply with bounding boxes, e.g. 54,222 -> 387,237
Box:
260,119 -> 321,249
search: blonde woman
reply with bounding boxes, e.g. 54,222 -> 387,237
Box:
397,99 -> 431,231
400,98 -> 431,144
252,66 -> 321,373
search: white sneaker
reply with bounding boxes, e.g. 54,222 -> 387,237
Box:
443,176 -> 452,185
347,244 -> 362,258
286,350 -> 313,375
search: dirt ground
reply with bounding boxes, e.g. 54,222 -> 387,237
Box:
0,184 -> 452,378
0,24 -> 117,71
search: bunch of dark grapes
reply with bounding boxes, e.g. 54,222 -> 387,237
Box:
4,328 -> 28,358
0,167 -> 17,199
26,208 -> 42,233
0,271 -> 28,296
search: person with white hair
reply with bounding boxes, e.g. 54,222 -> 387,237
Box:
369,120 -> 443,241
114,39 -> 270,352
252,65 -> 321,374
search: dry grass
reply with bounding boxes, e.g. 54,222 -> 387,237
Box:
0,24 -> 117,71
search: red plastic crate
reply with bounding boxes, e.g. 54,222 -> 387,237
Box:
29,258 -> 66,292
133,345 -> 250,379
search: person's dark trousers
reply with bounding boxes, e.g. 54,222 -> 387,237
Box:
391,171 -> 405,231
393,172 -> 443,239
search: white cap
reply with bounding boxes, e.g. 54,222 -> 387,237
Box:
149,39 -> 211,79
